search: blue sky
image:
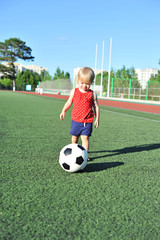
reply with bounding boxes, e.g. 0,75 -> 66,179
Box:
1,0 -> 160,79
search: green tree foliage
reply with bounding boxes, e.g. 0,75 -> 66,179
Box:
148,70 -> 160,98
0,38 -> 34,90
149,70 -> 160,90
95,71 -> 115,92
113,66 -> 140,88
65,72 -> 70,79
40,70 -> 52,81
0,67 -> 71,90
53,67 -> 70,80
149,70 -> 160,82
115,65 -> 137,79
0,78 -> 12,90
95,66 -> 140,91
16,70 -> 41,90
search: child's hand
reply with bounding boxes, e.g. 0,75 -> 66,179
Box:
94,120 -> 99,128
60,112 -> 65,120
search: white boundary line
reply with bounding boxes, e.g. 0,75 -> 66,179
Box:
100,108 -> 160,123
52,99 -> 160,123
42,97 -> 160,123
99,96 -> 160,106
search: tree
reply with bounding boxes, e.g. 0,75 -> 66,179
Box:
156,70 -> 160,81
95,66 -> 140,92
0,78 -> 12,90
96,70 -> 115,92
149,70 -> 160,82
65,72 -> 70,79
148,71 -> 160,98
115,65 -> 137,79
149,70 -> 160,89
53,67 -> 70,80
40,70 -> 52,81
0,38 -> 34,91
16,70 -> 42,90
53,67 -> 61,80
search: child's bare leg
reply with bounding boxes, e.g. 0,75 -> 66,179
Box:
72,135 -> 79,144
81,135 -> 89,152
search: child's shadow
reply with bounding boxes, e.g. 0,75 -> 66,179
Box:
89,143 -> 160,160
83,143 -> 160,173
84,161 -> 124,173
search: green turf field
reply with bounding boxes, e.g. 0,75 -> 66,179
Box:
1,91 -> 160,240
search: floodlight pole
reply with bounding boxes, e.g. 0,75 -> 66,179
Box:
107,37 -> 112,98
94,43 -> 98,91
100,41 -> 104,97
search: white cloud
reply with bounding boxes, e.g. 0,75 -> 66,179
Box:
58,37 -> 67,41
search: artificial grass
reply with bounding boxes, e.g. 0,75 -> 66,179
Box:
1,91 -> 160,240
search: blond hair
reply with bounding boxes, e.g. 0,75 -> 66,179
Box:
77,67 -> 95,84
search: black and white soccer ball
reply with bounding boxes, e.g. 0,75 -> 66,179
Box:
59,144 -> 88,173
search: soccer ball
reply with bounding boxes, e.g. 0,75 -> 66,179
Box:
59,143 -> 88,173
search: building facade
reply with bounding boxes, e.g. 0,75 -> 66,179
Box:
135,68 -> 158,89
14,63 -> 47,75
0,62 -> 47,78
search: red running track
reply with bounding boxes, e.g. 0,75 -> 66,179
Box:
16,91 -> 160,115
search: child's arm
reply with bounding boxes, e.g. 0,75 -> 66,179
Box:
93,92 -> 99,128
60,89 -> 74,120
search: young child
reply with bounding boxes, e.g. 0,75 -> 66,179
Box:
60,67 -> 99,160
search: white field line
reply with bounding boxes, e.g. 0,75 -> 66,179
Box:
100,108 -> 160,123
52,99 -> 160,123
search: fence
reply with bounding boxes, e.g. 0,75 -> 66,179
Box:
1,77 -> 160,102
38,79 -> 72,95
0,83 -> 13,91
0,79 -> 73,94
93,77 -> 160,101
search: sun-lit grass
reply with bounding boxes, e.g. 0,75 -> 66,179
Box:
1,91 -> 160,240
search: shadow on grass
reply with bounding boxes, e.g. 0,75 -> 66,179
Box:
84,161 -> 124,173
89,143 -> 160,160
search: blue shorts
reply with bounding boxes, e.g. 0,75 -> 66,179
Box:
70,120 -> 93,137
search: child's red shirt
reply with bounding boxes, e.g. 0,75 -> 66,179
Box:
71,88 -> 94,123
